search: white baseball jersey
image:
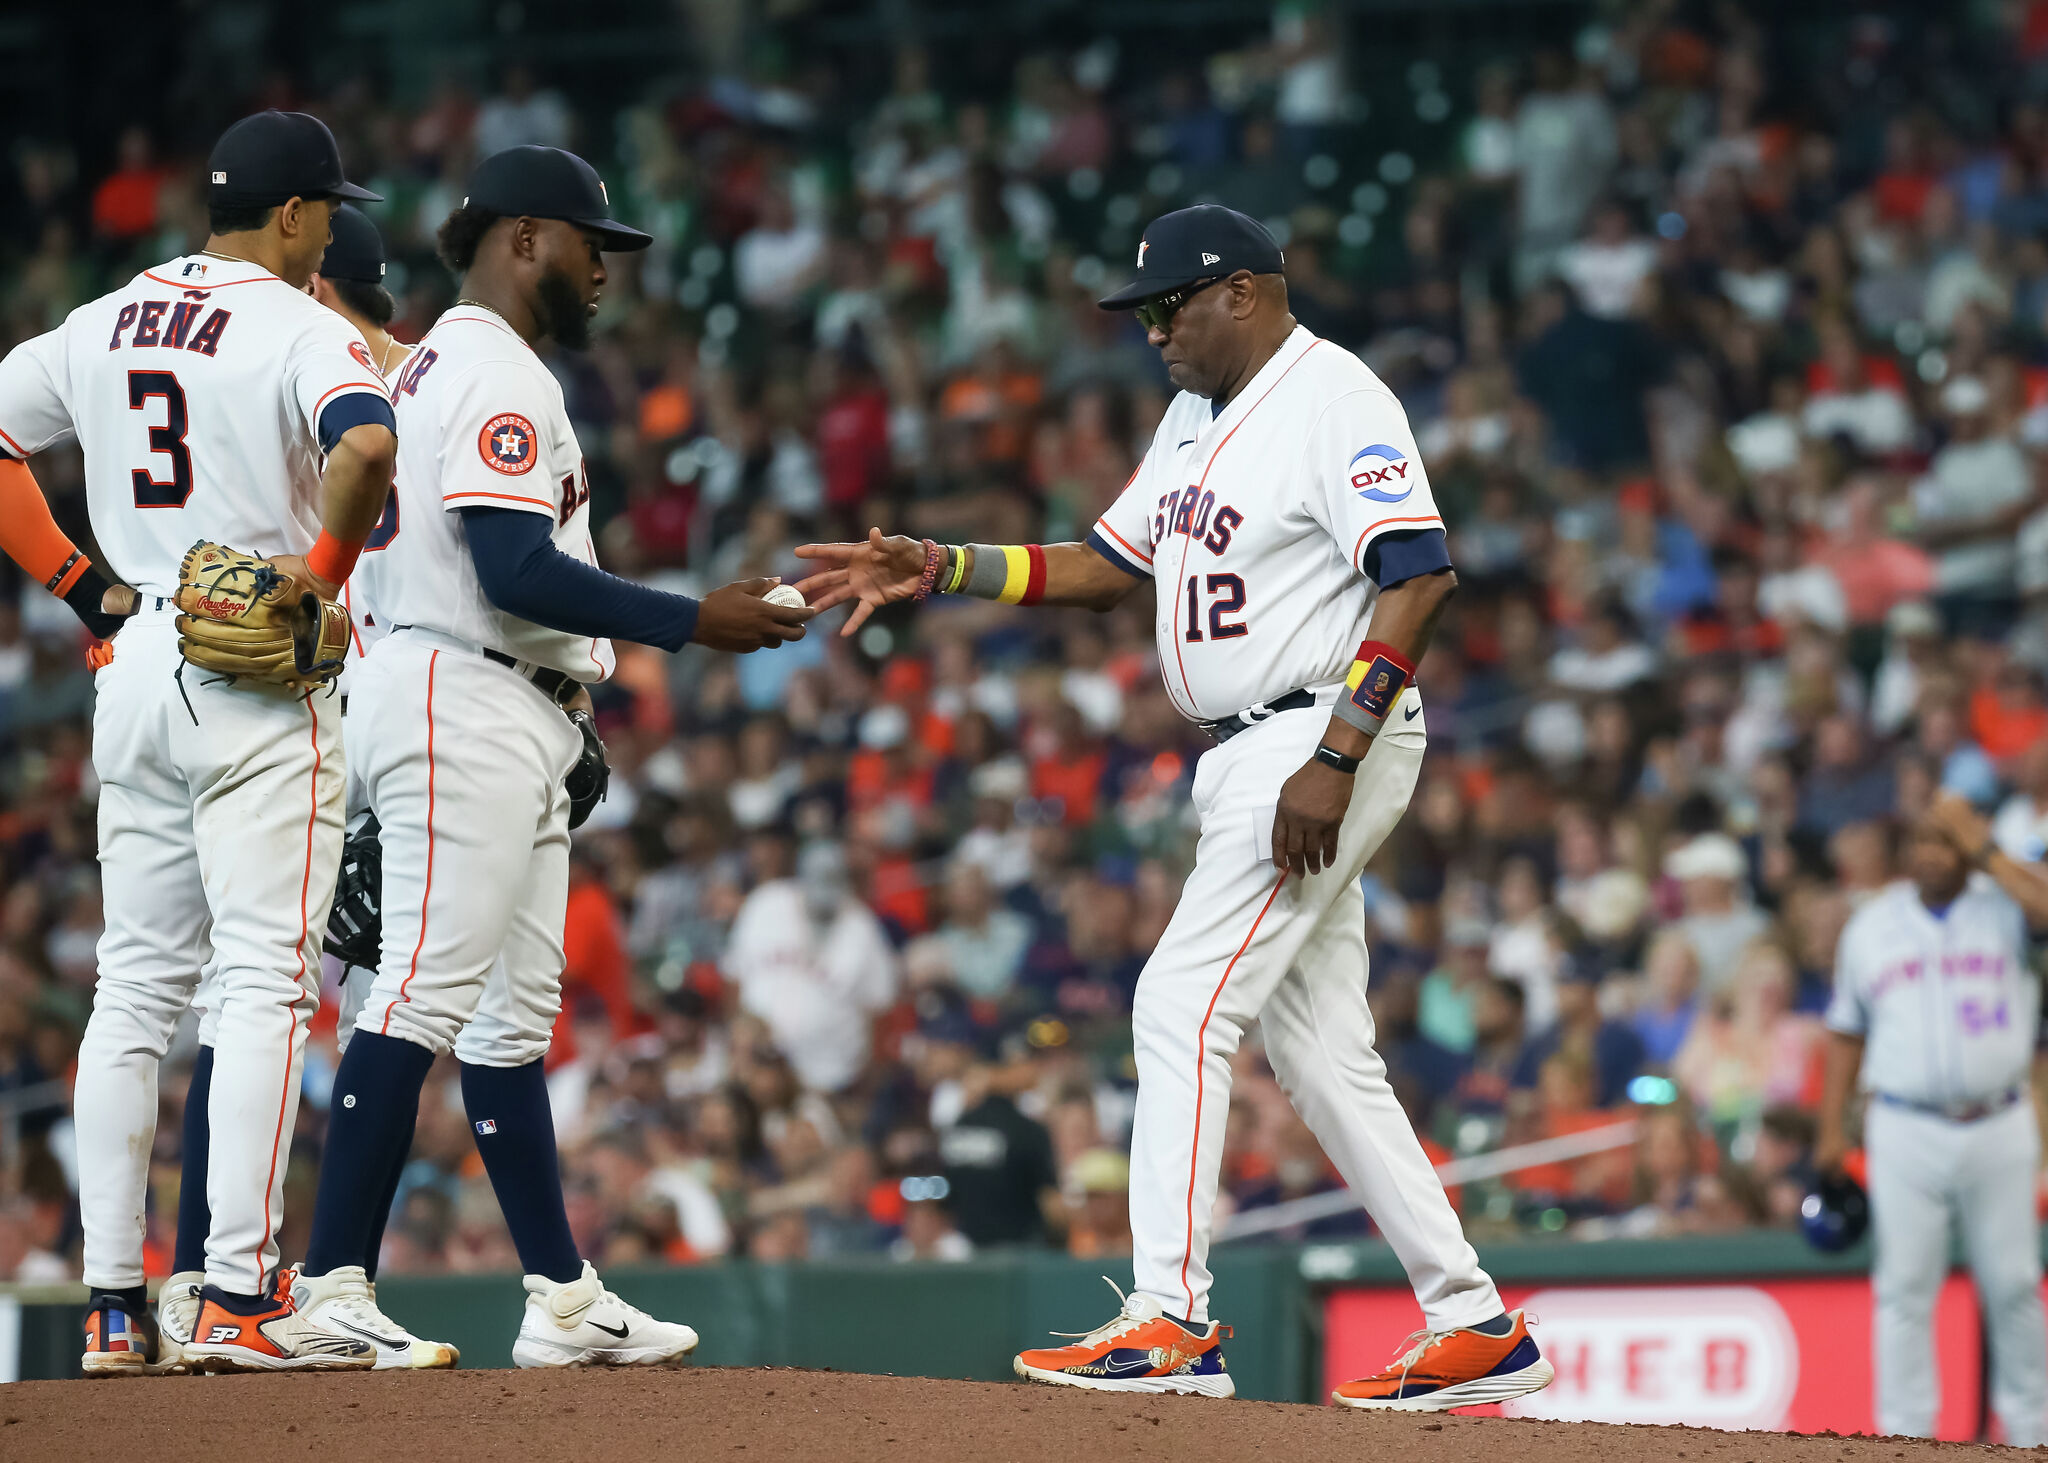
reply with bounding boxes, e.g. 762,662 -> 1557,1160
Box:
338,341 -> 414,686
0,254 -> 392,599
1088,325 -> 1443,722
369,304 -> 614,681
1827,876 -> 2040,1105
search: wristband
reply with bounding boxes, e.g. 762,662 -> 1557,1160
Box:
1334,639 -> 1416,736
912,538 -> 943,603
306,529 -> 366,588
1313,744 -> 1362,775
46,550 -> 90,597
941,545 -> 969,594
961,544 -> 1048,605
62,563 -> 128,640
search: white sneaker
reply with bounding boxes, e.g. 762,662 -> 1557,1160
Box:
290,1266 -> 459,1370
156,1271 -> 204,1373
511,1262 -> 699,1368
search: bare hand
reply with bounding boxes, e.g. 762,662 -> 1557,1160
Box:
102,584 -> 139,619
693,577 -> 817,653
792,529 -> 928,636
1270,756 -> 1356,878
1928,790 -> 1992,864
270,553 -> 340,603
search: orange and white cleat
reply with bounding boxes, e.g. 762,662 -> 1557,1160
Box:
1331,1310 -> 1553,1411
1014,1278 -> 1234,1398
181,1278 -> 375,1374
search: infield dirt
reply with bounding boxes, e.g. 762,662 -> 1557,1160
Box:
0,1366 -> 2010,1462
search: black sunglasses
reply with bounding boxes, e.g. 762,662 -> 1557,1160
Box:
1134,275 -> 1226,333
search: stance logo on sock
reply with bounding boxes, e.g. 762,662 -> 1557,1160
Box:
342,1094 -> 357,1109
475,1119 -> 497,1135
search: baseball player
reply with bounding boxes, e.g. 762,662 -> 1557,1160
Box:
0,111 -> 395,1374
288,145 -> 812,1368
1817,793 -> 2048,1444
157,200 -> 441,1368
795,205 -> 1552,1409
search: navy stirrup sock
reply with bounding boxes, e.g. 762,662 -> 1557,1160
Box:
460,1058 -> 582,1284
172,1044 -> 215,1276
362,1097 -> 418,1281
304,1032 -> 435,1276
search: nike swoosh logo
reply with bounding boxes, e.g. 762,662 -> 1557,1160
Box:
1101,1353 -> 1158,1376
328,1318 -> 409,1349
587,1319 -> 631,1339
1403,704 -> 1420,721
1177,439 -> 1196,449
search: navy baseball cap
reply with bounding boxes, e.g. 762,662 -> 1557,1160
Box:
1098,204 -> 1285,309
463,146 -> 652,253
208,111 -> 380,208
320,204 -> 387,283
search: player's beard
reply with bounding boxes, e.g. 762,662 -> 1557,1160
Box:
537,269 -> 594,350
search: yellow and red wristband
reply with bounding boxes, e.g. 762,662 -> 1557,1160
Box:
953,543 -> 1048,606
1336,639 -> 1415,736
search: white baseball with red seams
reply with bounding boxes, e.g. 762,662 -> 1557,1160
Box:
0,253 -> 392,1296
1086,324 -> 1503,1331
342,303 -> 606,1064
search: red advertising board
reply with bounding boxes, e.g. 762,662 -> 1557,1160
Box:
1323,1277 -> 1983,1438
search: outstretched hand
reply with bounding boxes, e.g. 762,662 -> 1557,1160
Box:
792,529 -> 929,636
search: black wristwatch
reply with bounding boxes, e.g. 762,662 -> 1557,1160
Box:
1313,744 -> 1362,775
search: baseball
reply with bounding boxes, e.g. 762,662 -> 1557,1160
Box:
764,584 -> 807,609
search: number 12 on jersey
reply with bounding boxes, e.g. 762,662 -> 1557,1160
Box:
1183,573 -> 1247,642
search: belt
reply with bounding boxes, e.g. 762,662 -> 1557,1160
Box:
1200,687 -> 1319,743
391,625 -> 580,707
1875,1087 -> 2024,1123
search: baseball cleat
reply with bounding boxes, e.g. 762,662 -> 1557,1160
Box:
155,1271 -> 205,1373
82,1292 -> 181,1377
289,1265 -> 459,1370
511,1261 -> 699,1368
1014,1278 -> 1235,1398
181,1279 -> 376,1373
1331,1310 -> 1553,1411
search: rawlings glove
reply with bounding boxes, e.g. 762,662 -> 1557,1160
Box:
173,540 -> 349,690
564,708 -> 610,830
324,811 -> 383,971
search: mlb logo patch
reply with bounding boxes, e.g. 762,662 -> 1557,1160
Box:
475,1119 -> 498,1136
478,412 -> 538,475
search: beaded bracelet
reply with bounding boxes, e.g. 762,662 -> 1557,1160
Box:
912,538 -> 944,602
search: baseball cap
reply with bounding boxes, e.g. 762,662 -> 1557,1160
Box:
208,111 -> 380,208
1097,204 -> 1286,310
462,146 -> 652,253
319,204 -> 387,284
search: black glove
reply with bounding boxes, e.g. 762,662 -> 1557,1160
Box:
564,708 -> 610,831
324,811 -> 383,971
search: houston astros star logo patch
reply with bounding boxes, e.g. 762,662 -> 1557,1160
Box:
479,412 -> 539,475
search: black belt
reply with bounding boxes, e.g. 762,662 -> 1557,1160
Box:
1875,1087 -> 2023,1124
1200,688 -> 1317,743
390,624 -> 578,707
482,648 -> 578,706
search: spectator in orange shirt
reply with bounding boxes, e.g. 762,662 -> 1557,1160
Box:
1029,702 -> 1105,827
89,127 -> 165,243
938,343 -> 1043,465
559,851 -> 639,1047
1971,659 -> 2048,763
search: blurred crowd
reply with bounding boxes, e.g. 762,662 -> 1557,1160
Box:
4,0 -> 2048,1280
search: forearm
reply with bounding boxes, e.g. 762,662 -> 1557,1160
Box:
947,543 -> 1139,612
1320,568 -> 1458,756
318,424 -> 398,544
461,507 -> 699,651
1818,1031 -> 1865,1138
1983,849 -> 2048,928
0,457 -> 126,636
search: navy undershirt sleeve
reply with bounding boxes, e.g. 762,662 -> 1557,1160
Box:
316,392 -> 396,453
458,506 -> 699,651
1363,527 -> 1452,589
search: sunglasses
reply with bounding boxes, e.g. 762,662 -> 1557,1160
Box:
1134,275 -> 1225,333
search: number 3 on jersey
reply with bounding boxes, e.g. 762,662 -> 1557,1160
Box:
1183,573 -> 1247,642
128,369 -> 193,508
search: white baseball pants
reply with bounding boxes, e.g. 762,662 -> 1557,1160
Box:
76,610 -> 342,1295
1128,687 -> 1502,1328
1868,1096 -> 2048,1445
346,628 -> 577,1066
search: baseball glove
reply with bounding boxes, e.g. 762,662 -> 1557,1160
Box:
324,811 -> 383,971
564,708 -> 610,830
173,540 -> 349,691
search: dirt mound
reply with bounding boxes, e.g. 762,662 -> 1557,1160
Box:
0,1366 -> 2001,1463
